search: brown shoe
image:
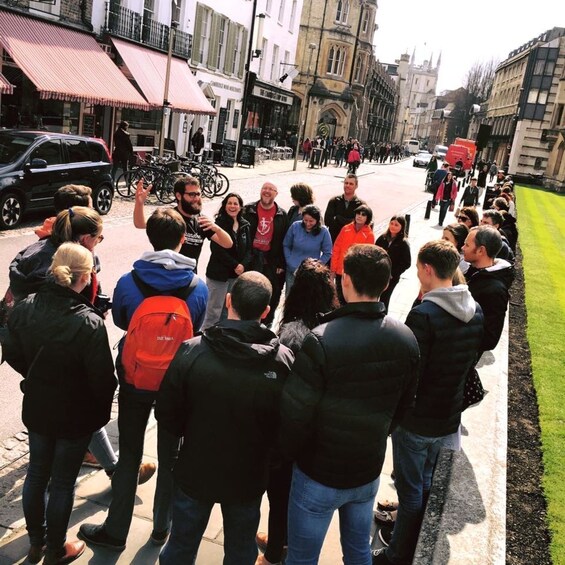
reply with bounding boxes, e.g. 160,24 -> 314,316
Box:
27,544 -> 45,564
42,540 -> 85,564
138,462 -> 156,485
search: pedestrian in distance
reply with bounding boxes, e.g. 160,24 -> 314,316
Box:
347,143 -> 361,174
458,177 -> 479,208
156,272 -> 294,565
372,240 -> 484,564
283,205 -> 332,291
111,121 -> 134,180
202,193 -> 252,329
280,244 -> 419,565
256,259 -> 339,565
190,127 -> 205,157
489,161 -> 498,183
435,171 -> 458,227
243,182 -> 288,326
4,243 -> 117,565
79,208 -> 208,552
375,215 -> 412,311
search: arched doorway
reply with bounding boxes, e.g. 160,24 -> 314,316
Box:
318,109 -> 338,139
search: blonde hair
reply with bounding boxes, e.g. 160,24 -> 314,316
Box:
51,206 -> 102,247
50,243 -> 93,288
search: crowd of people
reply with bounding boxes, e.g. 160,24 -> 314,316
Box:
0,163 -> 518,564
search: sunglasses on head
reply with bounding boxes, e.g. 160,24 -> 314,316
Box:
457,215 -> 469,221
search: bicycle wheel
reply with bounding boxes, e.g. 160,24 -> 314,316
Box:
115,169 -> 142,198
155,171 -> 183,204
213,173 -> 230,197
199,173 -> 216,198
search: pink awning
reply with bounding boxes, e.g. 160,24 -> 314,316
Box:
0,71 -> 14,94
0,11 -> 150,110
111,37 -> 216,115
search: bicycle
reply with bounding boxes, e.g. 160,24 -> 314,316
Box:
115,164 -> 185,204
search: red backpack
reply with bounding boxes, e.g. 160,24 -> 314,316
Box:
121,271 -> 199,392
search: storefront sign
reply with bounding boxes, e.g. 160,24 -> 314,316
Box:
210,81 -> 242,93
252,85 -> 292,106
238,145 -> 255,167
223,139 -> 236,167
82,114 -> 95,137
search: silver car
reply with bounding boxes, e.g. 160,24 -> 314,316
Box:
413,151 -> 433,168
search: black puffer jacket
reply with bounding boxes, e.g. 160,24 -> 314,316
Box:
3,283 -> 116,438
206,214 -> 252,282
324,194 -> 366,241
466,259 -> 514,351
375,234 -> 411,281
403,286 -> 484,437
156,320 -> 294,503
280,302 -> 419,489
243,201 -> 288,269
500,214 -> 518,252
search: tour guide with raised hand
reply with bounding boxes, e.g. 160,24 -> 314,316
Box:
280,244 -> 419,564
133,175 -> 232,267
324,173 -> 366,242
155,272 -> 294,564
79,208 -> 208,552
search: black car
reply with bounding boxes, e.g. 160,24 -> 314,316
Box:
0,130 -> 114,230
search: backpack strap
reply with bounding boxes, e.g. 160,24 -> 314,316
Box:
131,270 -> 200,301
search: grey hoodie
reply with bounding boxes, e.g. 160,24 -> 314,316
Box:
422,284 -> 477,323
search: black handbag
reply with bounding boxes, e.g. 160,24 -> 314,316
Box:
463,367 -> 485,410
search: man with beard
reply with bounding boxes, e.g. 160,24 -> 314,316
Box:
134,176 -> 232,269
243,183 -> 288,326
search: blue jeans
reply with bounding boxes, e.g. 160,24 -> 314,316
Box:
160,485 -> 261,565
105,392 -> 179,540
385,426 -> 447,564
88,427 -> 118,472
438,200 -> 451,226
286,465 -> 379,565
24,431 -> 91,553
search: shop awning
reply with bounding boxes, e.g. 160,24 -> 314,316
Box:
0,71 -> 14,94
111,38 -> 216,115
0,11 -> 150,110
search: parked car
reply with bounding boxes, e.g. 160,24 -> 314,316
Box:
0,130 -> 114,230
413,150 -> 433,168
434,144 -> 448,160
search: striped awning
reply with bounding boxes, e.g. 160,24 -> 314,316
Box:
0,10 -> 150,110
112,37 -> 216,115
0,71 -> 14,94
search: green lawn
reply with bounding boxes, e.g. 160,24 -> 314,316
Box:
515,185 -> 565,564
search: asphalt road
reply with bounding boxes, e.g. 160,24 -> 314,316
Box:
0,157 -> 429,443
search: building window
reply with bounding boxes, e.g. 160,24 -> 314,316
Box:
353,56 -> 363,83
326,45 -> 346,77
335,0 -> 350,24
278,0 -> 286,23
361,9 -> 370,33
30,0 -> 61,17
232,26 -> 242,75
225,99 -> 233,140
198,8 -> 211,65
259,38 -> 268,77
289,0 -> 297,31
217,17 -> 227,69
207,99 -> 217,143
265,0 -> 272,14
271,44 -> 279,82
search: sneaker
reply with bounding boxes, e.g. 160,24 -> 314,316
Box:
43,540 -> 85,564
138,462 -> 157,485
371,547 -> 393,564
82,451 -> 102,468
378,526 -> 393,547
377,499 -> 398,512
26,544 -> 45,564
78,523 -> 126,551
150,529 -> 169,546
373,509 -> 397,526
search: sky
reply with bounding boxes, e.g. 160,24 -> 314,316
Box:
373,0 -> 562,93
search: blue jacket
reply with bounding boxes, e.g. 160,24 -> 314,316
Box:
113,252 -> 208,333
283,221 -> 332,273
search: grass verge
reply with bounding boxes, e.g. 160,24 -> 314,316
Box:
515,185 -> 565,564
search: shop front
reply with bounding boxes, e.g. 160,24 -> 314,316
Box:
241,80 -> 298,149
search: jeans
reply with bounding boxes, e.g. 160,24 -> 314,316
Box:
88,427 -> 118,472
438,200 -> 451,226
24,431 -> 91,553
105,392 -> 179,540
385,426 -> 449,564
286,465 -> 378,565
202,277 -> 235,330
160,485 -> 261,565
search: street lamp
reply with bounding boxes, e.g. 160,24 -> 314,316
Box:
293,42 -> 317,171
159,0 -> 179,157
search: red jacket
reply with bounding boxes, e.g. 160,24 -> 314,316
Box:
331,222 -> 374,275
436,179 -> 458,201
347,149 -> 361,164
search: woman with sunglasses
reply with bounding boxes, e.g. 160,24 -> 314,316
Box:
456,206 -> 479,229
375,215 -> 411,310
330,204 -> 374,304
435,171 -> 458,227
4,243 -> 116,565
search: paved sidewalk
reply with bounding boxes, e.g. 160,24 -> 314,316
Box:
0,166 -> 507,564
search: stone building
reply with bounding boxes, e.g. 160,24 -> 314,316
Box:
366,58 -> 397,143
292,0 -> 378,142
545,78 -> 565,191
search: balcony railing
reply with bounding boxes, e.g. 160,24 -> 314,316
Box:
106,4 -> 192,60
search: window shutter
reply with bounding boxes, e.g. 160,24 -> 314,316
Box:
239,28 -> 248,78
223,22 -> 236,75
192,4 -> 203,65
207,12 -> 220,70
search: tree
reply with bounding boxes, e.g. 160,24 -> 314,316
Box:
464,59 -> 499,104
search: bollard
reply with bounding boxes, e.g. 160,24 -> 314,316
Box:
424,200 -> 432,220
405,213 -> 411,236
